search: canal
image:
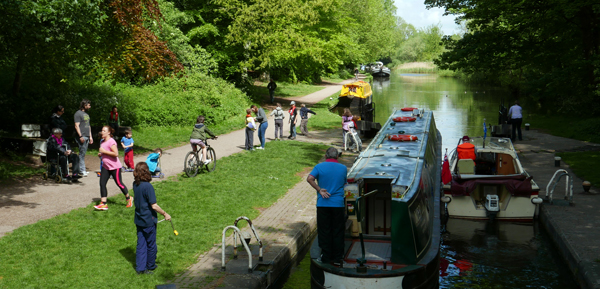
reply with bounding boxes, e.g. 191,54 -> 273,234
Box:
282,73 -> 578,288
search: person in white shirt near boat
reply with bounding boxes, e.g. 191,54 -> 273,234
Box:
508,100 -> 523,141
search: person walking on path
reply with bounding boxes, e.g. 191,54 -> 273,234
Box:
288,101 -> 298,140
121,129 -> 135,171
299,103 -> 316,136
267,79 -> 277,104
108,106 -> 120,140
133,162 -> 171,275
50,105 -> 67,133
270,103 -> 285,140
307,147 -> 347,265
252,105 -> 268,149
508,100 -> 523,142
74,99 -> 93,177
94,125 -> 132,211
245,108 -> 256,151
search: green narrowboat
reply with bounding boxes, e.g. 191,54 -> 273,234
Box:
310,108 -> 442,288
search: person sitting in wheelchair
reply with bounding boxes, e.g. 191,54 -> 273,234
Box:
47,128 -> 80,181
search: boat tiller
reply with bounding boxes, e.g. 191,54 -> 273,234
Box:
485,195 -> 500,219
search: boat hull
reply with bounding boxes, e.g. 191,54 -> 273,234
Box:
443,193 -> 538,221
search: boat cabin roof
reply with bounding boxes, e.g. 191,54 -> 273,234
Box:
347,109 -> 433,189
462,137 -> 516,158
339,81 -> 373,99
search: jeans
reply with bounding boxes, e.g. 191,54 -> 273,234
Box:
317,207 -> 345,263
77,136 -> 89,174
245,128 -> 254,150
136,225 -> 157,272
289,120 -> 297,138
258,122 -> 268,148
274,119 -> 283,138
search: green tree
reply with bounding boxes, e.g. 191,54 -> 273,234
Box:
425,0 -> 600,115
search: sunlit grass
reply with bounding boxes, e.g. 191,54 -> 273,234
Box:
307,92 -> 343,131
251,82 -> 325,99
0,140 -> 328,289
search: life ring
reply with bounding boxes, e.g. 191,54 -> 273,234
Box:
388,134 -> 418,141
401,107 -> 418,111
393,116 -> 417,122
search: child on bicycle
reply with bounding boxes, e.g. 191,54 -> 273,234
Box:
190,115 -> 217,164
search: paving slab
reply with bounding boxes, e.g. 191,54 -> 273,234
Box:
514,129 -> 600,289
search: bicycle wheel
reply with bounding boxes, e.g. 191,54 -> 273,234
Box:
184,151 -> 199,177
204,147 -> 217,172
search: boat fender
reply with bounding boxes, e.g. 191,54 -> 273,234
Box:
388,134 -> 418,141
392,116 -> 416,122
401,107 -> 418,111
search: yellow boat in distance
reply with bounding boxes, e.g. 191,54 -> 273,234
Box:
340,80 -> 373,99
331,80 -> 381,136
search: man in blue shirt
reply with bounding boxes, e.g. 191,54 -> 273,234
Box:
508,100 -> 523,141
307,147 -> 347,265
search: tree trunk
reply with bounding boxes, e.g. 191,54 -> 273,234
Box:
12,52 -> 25,97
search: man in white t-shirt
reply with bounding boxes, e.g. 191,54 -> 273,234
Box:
508,100 -> 523,141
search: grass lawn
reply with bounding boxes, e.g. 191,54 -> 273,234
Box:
0,140 -> 328,288
251,82 -> 325,99
556,151 -> 600,187
307,92 -> 342,131
0,159 -> 45,182
527,114 -> 600,187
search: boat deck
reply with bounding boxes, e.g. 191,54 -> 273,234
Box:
343,239 -> 409,270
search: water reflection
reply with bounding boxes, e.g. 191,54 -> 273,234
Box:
371,72 -> 577,288
440,219 -> 577,288
373,72 -> 508,150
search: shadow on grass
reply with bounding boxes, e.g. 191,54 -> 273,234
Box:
119,247 -> 137,270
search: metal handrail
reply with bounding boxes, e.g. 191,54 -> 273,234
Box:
354,189 -> 378,268
233,216 -> 263,262
221,225 -> 253,273
545,169 -> 574,205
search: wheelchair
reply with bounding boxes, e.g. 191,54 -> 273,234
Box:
42,145 -> 71,183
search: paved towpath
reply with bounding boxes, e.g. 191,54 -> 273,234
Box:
514,130 -> 600,289
0,79 -> 354,238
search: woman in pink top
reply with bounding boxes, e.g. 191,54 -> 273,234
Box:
94,126 -> 132,211
341,108 -> 354,147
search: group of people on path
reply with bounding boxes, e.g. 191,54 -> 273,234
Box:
245,101 -> 316,150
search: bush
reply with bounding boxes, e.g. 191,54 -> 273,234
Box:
115,72 -> 251,127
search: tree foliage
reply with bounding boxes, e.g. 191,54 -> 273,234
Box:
425,0 -> 600,115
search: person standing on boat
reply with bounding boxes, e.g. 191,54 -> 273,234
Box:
508,100 -> 523,141
307,147 -> 347,265
299,103 -> 316,136
267,79 -> 277,104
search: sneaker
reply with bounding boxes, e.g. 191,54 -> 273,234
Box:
256,147 -> 264,150
82,171 -> 89,177
126,197 -> 133,208
94,203 -> 108,211
137,270 -> 153,275
71,173 -> 82,179
203,159 -> 212,165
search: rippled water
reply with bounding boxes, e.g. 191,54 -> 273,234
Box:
373,73 -> 577,288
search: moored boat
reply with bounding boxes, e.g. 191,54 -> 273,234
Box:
370,61 -> 391,78
310,108 -> 442,289
442,136 -> 542,221
330,80 -> 381,135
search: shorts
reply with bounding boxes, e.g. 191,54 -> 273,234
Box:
190,139 -> 206,151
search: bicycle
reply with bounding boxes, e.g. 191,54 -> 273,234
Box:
184,138 -> 217,177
